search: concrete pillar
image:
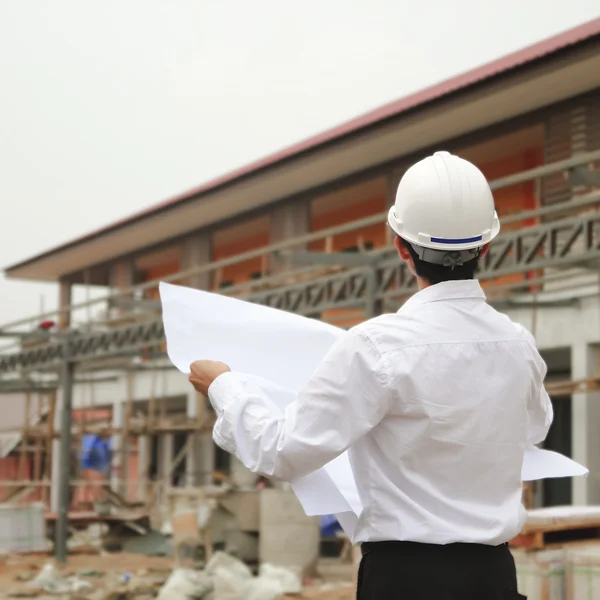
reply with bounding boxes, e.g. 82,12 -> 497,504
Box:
158,433 -> 174,487
270,200 -> 310,272
58,279 -> 72,330
259,489 -> 320,575
185,391 -> 216,486
109,260 -> 135,291
181,233 -> 211,289
109,259 -> 135,317
571,343 -> 600,505
230,457 -> 258,489
137,436 -> 149,501
198,432 -> 215,485
185,390 -> 200,487
111,399 -> 125,495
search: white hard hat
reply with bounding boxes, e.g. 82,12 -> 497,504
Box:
387,151 -> 500,253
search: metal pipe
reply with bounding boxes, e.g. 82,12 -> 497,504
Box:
382,268 -> 596,305
500,190 -> 600,225
488,149 -> 600,191
2,152 -> 600,333
55,352 -> 74,564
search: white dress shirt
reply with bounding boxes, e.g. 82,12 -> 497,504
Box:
208,279 -> 553,545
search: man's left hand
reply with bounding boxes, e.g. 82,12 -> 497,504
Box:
189,360 -> 231,396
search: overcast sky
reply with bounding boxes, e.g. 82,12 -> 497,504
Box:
1,1 -> 599,330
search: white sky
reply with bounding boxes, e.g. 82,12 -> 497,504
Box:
1,1 -> 599,330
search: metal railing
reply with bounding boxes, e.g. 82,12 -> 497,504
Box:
1,149 -> 600,340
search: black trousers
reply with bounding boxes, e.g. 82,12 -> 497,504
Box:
357,541 -> 526,599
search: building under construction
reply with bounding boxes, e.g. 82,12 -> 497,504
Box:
1,18 -> 600,554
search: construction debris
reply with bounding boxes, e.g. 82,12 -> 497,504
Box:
0,551 -> 353,600
156,569 -> 213,600
26,563 -> 93,594
259,564 -> 302,594
208,552 -> 298,600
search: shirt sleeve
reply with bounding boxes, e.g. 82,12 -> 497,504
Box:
527,355 -> 554,445
208,327 -> 393,482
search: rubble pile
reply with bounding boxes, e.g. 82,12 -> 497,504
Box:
1,552 -> 313,600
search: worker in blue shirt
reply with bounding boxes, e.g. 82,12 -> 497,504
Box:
79,428 -> 111,510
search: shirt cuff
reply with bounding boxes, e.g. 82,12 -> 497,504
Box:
208,371 -> 244,414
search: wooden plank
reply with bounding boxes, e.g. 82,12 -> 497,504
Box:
1,485 -> 36,505
23,420 -> 214,438
510,520 -> 600,550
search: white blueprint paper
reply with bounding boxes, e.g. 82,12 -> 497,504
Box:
160,281 -> 588,534
522,445 -> 588,481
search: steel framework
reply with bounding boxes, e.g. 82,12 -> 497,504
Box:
2,203 -> 600,374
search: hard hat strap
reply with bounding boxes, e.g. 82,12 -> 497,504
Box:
408,242 -> 480,270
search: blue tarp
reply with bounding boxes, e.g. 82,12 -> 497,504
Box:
320,514 -> 342,536
81,434 -> 111,474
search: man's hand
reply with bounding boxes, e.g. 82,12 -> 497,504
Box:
189,360 -> 231,396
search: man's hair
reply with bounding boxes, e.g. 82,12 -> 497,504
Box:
402,238 -> 480,285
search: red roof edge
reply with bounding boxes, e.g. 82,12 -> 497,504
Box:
7,17 -> 600,273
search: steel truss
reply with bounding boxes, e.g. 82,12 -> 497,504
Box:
2,212 -> 600,374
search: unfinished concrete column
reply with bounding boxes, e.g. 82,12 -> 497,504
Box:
571,343 -> 600,505
181,232 -> 212,289
185,391 -> 216,486
137,436 -> 148,501
58,278 -> 72,330
259,489 -> 320,574
198,432 -> 215,485
158,433 -> 174,488
230,457 -> 258,489
270,199 -> 310,272
109,260 -> 135,316
111,398 -> 125,495
185,390 -> 200,487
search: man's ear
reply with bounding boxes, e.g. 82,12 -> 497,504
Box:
394,236 -> 418,277
479,243 -> 491,258
394,236 -> 411,260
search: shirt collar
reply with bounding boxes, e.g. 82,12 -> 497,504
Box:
399,279 -> 486,313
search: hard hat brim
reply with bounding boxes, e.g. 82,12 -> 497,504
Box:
387,206 -> 500,252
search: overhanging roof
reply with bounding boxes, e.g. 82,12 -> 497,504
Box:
7,17 -> 600,283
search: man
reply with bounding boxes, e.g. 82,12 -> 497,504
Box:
189,151 -> 551,599
78,427 -> 112,511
